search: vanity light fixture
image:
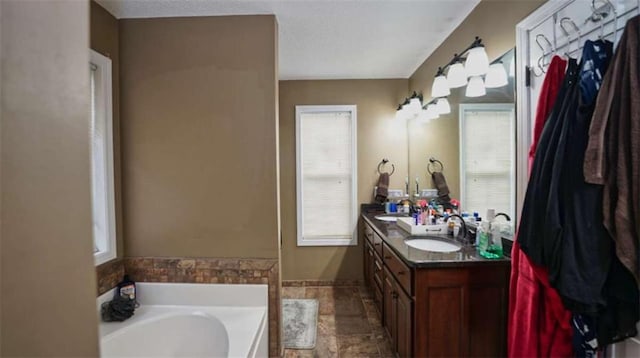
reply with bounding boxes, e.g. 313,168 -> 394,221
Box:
465,75 -> 486,97
425,103 -> 440,120
395,104 -> 405,120
485,62 -> 508,88
464,43 -> 490,77
395,92 -> 423,120
435,97 -> 451,115
407,91 -> 423,115
431,73 -> 450,98
446,62 -> 468,88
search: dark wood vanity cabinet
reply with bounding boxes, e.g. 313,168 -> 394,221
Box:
362,220 -> 509,358
384,267 -> 413,357
364,223 -> 384,315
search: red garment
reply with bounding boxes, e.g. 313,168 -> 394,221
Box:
509,55 -> 573,358
528,56 -> 568,172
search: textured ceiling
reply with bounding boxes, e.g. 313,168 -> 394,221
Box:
96,0 -> 481,80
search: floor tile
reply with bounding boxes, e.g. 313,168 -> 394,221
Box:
313,332 -> 338,358
305,287 -> 336,315
334,314 -> 372,335
317,315 -> 337,336
283,349 -> 314,358
284,283 -> 393,358
362,298 -> 382,326
337,334 -> 380,357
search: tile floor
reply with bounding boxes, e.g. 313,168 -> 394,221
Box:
282,285 -> 394,358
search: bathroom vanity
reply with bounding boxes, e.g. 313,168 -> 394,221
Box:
362,212 -> 510,357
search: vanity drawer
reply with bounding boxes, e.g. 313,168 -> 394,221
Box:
364,223 -> 375,245
383,243 -> 413,296
373,256 -> 384,290
373,232 -> 384,257
373,281 -> 383,315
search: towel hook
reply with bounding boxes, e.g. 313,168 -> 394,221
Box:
377,159 -> 395,176
427,157 -> 444,175
535,34 -> 554,74
560,17 -> 581,56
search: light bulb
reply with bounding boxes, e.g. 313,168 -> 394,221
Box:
485,62 -> 508,88
465,75 -> 486,97
465,46 -> 489,76
436,98 -> 451,115
447,62 -> 467,88
431,75 -> 450,98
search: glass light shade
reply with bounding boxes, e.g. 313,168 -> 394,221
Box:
465,46 -> 489,77
465,75 -> 486,97
426,104 -> 440,120
436,98 -> 451,115
484,62 -> 508,88
431,75 -> 450,98
447,63 -> 467,88
417,109 -> 431,122
408,97 -> 422,115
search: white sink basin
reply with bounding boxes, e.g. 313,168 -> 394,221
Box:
405,238 -> 461,253
374,214 -> 408,222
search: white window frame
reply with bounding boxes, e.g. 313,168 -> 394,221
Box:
296,105 -> 358,247
90,49 -> 116,265
459,103 -> 516,218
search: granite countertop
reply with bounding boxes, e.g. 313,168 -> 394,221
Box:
362,212 -> 510,269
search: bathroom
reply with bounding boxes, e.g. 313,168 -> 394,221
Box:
1,0 -> 640,357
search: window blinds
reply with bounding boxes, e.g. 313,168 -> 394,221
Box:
90,65 -> 108,253
462,109 -> 514,216
299,111 -> 353,241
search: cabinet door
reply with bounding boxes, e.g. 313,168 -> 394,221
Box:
396,287 -> 413,358
366,244 -> 376,290
363,241 -> 370,287
383,268 -> 396,346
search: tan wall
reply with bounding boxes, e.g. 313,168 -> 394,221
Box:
91,0 -> 124,258
120,15 -> 280,258
279,80 -> 409,281
0,0 -> 99,356
408,0 -> 545,199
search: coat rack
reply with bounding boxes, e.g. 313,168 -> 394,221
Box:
531,0 -> 637,76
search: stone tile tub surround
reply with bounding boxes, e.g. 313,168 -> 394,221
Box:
96,258 -> 125,296
123,257 -> 281,357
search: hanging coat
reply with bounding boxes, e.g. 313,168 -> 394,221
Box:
584,15 -> 640,286
509,55 -> 573,358
518,58 -> 579,267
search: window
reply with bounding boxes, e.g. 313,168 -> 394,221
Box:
296,106 -> 357,246
459,104 -> 515,219
90,49 -> 116,265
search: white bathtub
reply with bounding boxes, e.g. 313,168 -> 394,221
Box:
98,283 -> 268,357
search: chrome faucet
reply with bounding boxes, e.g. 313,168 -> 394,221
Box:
446,214 -> 468,244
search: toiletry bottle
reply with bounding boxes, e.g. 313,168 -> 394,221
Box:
477,220 -> 491,255
117,275 -> 136,301
488,221 -> 504,258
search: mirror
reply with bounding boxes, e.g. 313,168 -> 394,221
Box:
407,49 -> 516,218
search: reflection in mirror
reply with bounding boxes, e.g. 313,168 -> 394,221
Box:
408,49 -> 516,219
